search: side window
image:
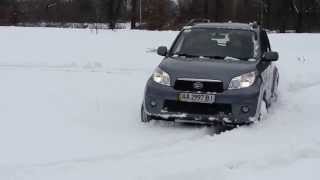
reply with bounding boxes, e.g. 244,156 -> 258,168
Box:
260,30 -> 271,53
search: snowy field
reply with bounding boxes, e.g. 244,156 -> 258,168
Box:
0,27 -> 320,180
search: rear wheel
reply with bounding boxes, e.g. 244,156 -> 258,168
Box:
141,104 -> 152,123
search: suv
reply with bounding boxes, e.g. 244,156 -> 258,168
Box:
141,22 -> 279,127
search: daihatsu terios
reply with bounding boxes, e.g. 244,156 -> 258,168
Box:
141,23 -> 279,127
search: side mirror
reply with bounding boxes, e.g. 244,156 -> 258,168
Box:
157,46 -> 168,56
262,51 -> 279,62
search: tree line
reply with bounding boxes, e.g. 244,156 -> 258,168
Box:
0,0 -> 320,32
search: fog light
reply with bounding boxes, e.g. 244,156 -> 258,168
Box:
150,101 -> 157,107
241,106 -> 249,113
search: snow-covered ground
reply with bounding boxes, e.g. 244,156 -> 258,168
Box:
0,27 -> 319,180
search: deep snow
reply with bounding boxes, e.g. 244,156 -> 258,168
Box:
0,27 -> 320,180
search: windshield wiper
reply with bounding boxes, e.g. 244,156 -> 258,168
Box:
172,53 -> 253,61
202,55 -> 225,60
203,56 -> 253,61
173,52 -> 199,58
224,56 -> 241,61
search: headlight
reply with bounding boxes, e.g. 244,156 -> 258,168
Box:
229,71 -> 256,89
152,68 -> 171,86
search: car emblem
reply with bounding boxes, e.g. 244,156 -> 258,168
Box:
193,82 -> 204,90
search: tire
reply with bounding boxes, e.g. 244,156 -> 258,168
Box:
258,100 -> 268,121
141,104 -> 152,123
271,71 -> 279,103
272,76 -> 279,102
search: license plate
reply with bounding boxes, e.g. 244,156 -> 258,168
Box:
179,93 -> 215,104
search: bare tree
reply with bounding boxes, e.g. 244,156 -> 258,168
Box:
291,0 -> 320,32
143,0 -> 174,29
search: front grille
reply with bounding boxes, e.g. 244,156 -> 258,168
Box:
163,100 -> 232,115
174,79 -> 224,93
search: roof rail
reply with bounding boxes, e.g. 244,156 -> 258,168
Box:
185,18 -> 211,27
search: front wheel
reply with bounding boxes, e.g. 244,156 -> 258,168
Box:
141,104 -> 152,123
272,75 -> 279,102
258,100 -> 268,121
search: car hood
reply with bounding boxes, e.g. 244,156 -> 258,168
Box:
159,57 -> 258,89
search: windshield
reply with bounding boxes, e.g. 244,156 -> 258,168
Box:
171,28 -> 257,60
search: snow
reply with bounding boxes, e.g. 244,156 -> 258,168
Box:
0,27 -> 320,180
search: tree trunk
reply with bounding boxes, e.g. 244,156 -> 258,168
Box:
214,0 -> 222,22
296,12 -> 303,33
131,0 -> 137,29
280,11 -> 290,33
203,0 -> 209,19
231,0 -> 239,20
264,0 -> 271,29
108,0 -> 115,29
295,0 -> 304,33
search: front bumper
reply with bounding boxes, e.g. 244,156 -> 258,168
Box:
143,78 -> 262,125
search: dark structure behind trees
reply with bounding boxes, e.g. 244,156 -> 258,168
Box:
0,0 -> 319,32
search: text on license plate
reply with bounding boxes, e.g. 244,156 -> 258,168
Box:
179,93 -> 215,104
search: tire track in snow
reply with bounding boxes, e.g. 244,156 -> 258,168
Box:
288,80 -> 320,93
224,142 -> 320,171
8,127 -> 210,171
152,138 -> 320,180
0,64 -> 150,74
